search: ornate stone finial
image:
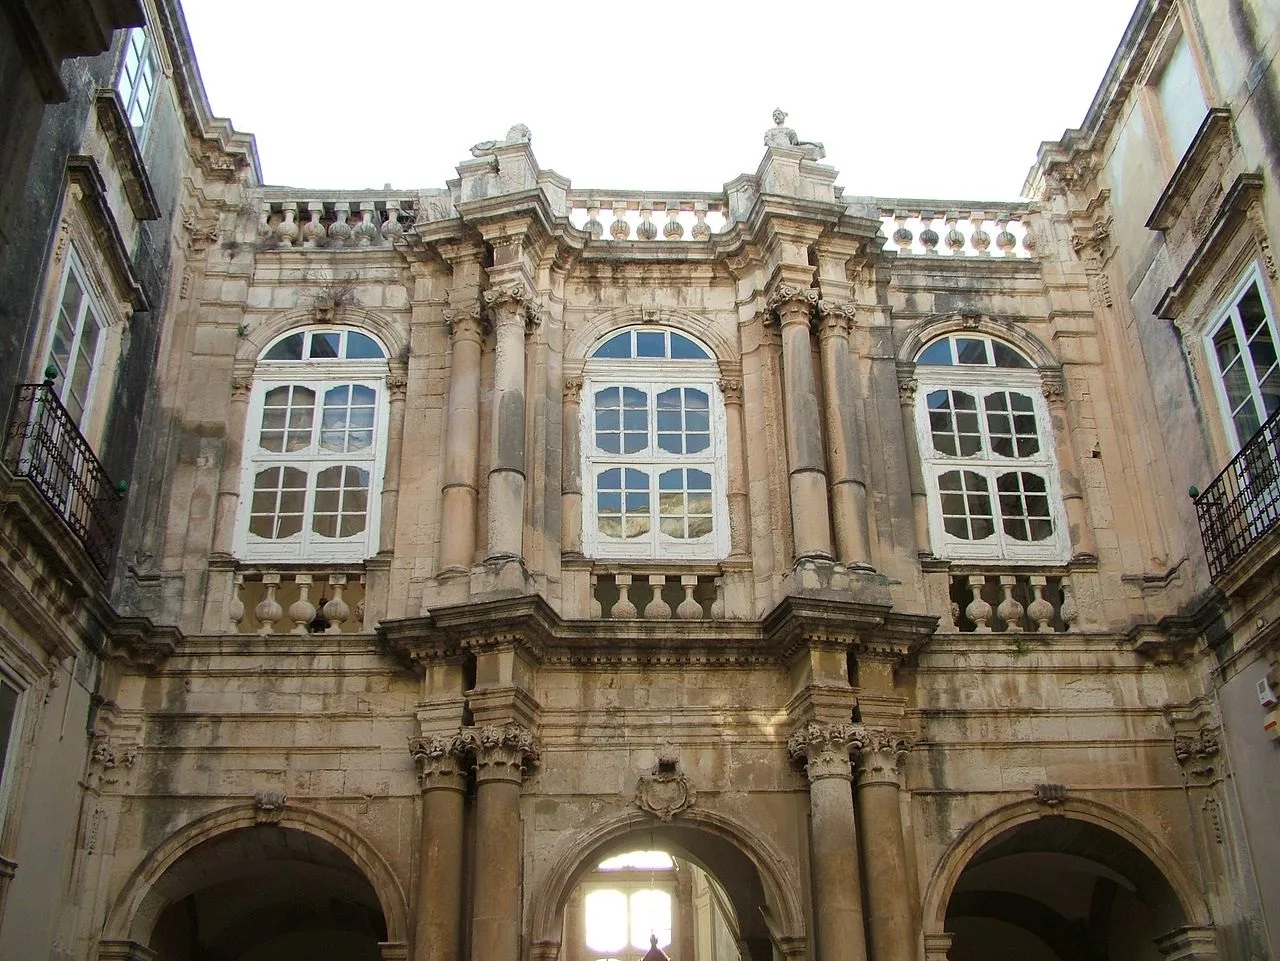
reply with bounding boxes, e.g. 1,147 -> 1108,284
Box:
253,789 -> 287,824
763,108 -> 825,160
635,753 -> 696,821
409,731 -> 471,790
461,723 -> 540,781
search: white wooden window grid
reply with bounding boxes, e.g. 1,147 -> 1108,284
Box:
1205,263 -> 1280,452
45,246 -> 107,429
117,27 -> 158,140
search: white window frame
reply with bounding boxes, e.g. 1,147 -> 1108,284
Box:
0,669 -> 25,832
581,335 -> 730,561
915,338 -> 1070,563
581,864 -> 677,961
1204,263 -> 1280,453
43,245 -> 108,432
233,329 -> 391,563
117,26 -> 159,141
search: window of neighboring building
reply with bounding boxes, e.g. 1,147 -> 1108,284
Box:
0,672 -> 22,829
914,333 -> 1069,562
235,327 -> 390,561
1206,265 -> 1280,450
581,328 -> 729,560
1152,29 -> 1208,163
117,27 -> 158,138
45,246 -> 107,430
582,851 -> 675,961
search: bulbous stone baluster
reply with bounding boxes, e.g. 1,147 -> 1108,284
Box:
945,215 -> 966,255
710,577 -> 726,620
644,575 -> 672,619
996,574 -> 1024,632
970,215 -> 991,255
329,202 -> 353,246
381,200 -> 405,242
583,206 -> 604,239
288,573 -> 317,634
323,573 -> 350,633
229,573 -> 245,631
589,573 -> 603,618
274,203 -> 300,247
1027,575 -> 1055,632
995,217 -> 1017,256
257,203 -> 271,243
256,573 -> 283,635
965,574 -> 993,633
919,216 -> 939,253
300,202 -> 326,247
609,205 -> 630,240
891,215 -> 914,253
662,207 -> 683,239
691,205 -> 711,240
353,202 -> 378,246
636,207 -> 657,240
1022,225 -> 1037,255
610,573 -> 637,618
676,575 -> 703,620
1060,576 -> 1078,630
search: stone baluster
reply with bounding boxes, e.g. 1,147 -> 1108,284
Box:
463,724 -> 540,961
919,215 -> 939,254
583,207 -> 603,239
787,723 -> 869,961
944,215 -> 965,255
852,729 -> 917,961
891,216 -> 913,254
636,206 -> 657,240
691,204 -> 711,241
353,201 -> 378,246
381,200 -> 405,243
380,373 -> 408,553
1041,372 -> 1097,560
211,374 -> 253,554
323,573 -> 349,633
965,574 -> 992,632
274,202 -> 299,247
970,215 -> 991,255
561,378 -> 584,555
256,573 -> 283,634
767,284 -> 834,563
611,574 -> 637,618
228,573 -> 245,631
329,202 -> 353,246
300,202 -> 326,247
644,575 -> 672,619
662,207 -> 683,240
1061,575 -> 1078,630
588,573 -> 603,618
481,283 -> 538,565
996,218 -> 1017,256
895,370 -> 932,556
439,302 -> 485,574
1027,575 -> 1055,632
676,575 -> 703,620
817,299 -> 873,569
718,376 -> 752,559
409,732 -> 470,961
288,573 -> 316,634
996,574 -> 1024,632
609,205 -> 629,240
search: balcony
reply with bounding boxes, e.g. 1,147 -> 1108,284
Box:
3,382 -> 125,577
1194,407 -> 1280,582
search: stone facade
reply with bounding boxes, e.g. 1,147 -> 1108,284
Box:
2,1 -> 1280,960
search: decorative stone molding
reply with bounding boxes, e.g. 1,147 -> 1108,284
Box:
635,754 -> 697,821
443,303 -> 486,340
787,722 -> 860,782
89,736 -> 138,788
851,728 -> 914,787
897,376 -> 918,406
816,299 -> 856,336
181,209 -> 221,252
563,379 -> 584,404
253,790 -> 287,824
1173,726 -> 1220,781
461,723 -> 540,782
717,378 -> 743,405
482,283 -> 541,333
1040,369 -> 1067,404
230,374 -> 252,398
409,731 -> 471,790
1032,783 -> 1068,808
765,283 -> 819,327
385,374 -> 408,399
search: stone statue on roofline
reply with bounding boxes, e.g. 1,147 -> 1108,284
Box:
470,124 -> 532,158
764,108 -> 825,160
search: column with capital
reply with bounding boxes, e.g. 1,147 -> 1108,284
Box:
895,369 -> 932,556
379,370 -> 408,553
211,372 -> 253,555
463,723 -> 540,961
787,722 -> 868,961
482,284 -> 539,564
408,732 -> 471,961
439,304 -> 486,573
719,375 -> 752,558
1041,372 -> 1096,559
816,300 -> 872,569
768,284 -> 834,562
561,376 -> 584,555
852,728 -> 916,961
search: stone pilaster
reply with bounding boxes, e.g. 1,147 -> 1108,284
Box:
1041,370 -> 1096,560
380,371 -> 408,552
463,723 -> 541,961
210,372 -> 253,554
767,283 -> 834,563
408,732 -> 470,961
719,374 -> 752,559
895,367 -> 932,555
439,304 -> 486,574
851,728 -> 915,961
816,299 -> 872,569
561,376 -> 584,555
481,283 -> 540,566
786,722 -> 868,961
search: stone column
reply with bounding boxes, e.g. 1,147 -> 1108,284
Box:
562,888 -> 586,961
408,732 -> 470,961
561,377 -> 584,555
816,300 -> 872,569
482,284 -> 538,563
464,723 -> 540,961
719,375 -> 752,558
768,284 -> 834,562
1041,372 -> 1096,559
379,371 -> 408,552
787,722 -> 868,961
439,305 -> 486,573
852,729 -> 915,961
895,368 -> 932,555
211,372 -> 253,554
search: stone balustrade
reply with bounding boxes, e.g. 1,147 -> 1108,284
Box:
259,197 -> 419,249
945,571 -> 1075,633
228,566 -> 368,634
566,193 -> 729,242
877,201 -> 1036,258
589,570 -> 724,620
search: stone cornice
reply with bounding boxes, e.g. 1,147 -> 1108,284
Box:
93,90 -> 160,221
1146,109 -> 1235,231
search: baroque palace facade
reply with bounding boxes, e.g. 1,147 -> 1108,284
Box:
2,1 -> 1280,960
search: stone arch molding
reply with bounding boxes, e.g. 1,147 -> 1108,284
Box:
527,806 -> 806,949
101,801 -> 409,946
919,795 -> 1214,937
897,312 -> 1060,371
565,306 -> 739,366
235,306 -> 409,364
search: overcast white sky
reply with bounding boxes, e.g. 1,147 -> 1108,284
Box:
181,1 -> 1137,201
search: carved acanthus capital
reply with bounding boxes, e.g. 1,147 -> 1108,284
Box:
816,299 -> 856,337
851,728 -> 914,786
462,723 -> 540,782
1173,725 -> 1221,781
766,284 -> 819,328
182,210 -> 221,252
410,731 -> 471,790
717,378 -> 743,405
563,379 -> 584,404
787,721 -> 860,782
482,283 -> 541,334
1040,370 -> 1067,404
443,303 -> 487,341
897,376 -> 918,406
231,375 -> 252,399
385,373 -> 408,399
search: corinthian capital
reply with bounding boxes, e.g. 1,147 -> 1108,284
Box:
851,728 -> 914,787
816,299 -> 856,337
787,721 -> 860,782
482,283 -> 541,333
409,731 -> 471,790
766,283 -> 819,327
443,303 -> 486,341
461,723 -> 541,782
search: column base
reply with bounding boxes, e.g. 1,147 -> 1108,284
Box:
784,557 -> 892,604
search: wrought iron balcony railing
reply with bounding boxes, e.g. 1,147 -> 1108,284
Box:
1194,405 -> 1280,581
3,382 -> 125,577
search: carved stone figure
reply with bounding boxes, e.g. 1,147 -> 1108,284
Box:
763,108 -> 825,160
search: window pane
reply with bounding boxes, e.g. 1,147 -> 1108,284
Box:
347,331 -> 385,358
636,331 -> 665,357
321,383 -> 377,452
249,466 -> 306,539
985,391 -> 1039,458
310,332 -> 341,359
593,333 -> 632,359
929,390 -> 982,457
916,341 -> 953,365
585,890 -> 628,952
997,471 -> 1054,542
1156,35 -> 1207,161
670,333 -> 709,359
956,338 -> 989,365
992,341 -> 1033,368
937,470 -> 993,540
312,465 -> 368,539
0,678 -> 18,789
264,333 -> 304,360
630,890 -> 672,950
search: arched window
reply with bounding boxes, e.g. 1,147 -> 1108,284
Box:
914,333 -> 1068,561
234,327 -> 390,561
582,328 -> 729,559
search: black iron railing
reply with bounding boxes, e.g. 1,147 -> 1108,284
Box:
1194,406 -> 1280,581
3,382 -> 125,576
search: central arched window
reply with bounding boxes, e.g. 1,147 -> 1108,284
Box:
914,333 -> 1068,561
582,328 -> 729,559
234,327 -> 390,561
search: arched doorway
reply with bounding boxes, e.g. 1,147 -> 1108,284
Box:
944,816 -> 1194,961
129,825 -> 389,961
